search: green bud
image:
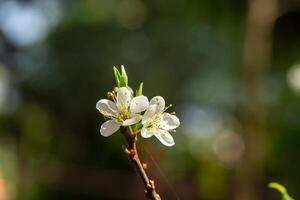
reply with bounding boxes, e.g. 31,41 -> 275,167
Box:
136,82 -> 143,96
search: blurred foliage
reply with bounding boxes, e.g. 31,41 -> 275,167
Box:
269,182 -> 294,200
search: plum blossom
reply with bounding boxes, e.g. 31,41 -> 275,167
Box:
96,87 -> 149,137
141,96 -> 180,146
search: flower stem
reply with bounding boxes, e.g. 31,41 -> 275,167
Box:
121,127 -> 161,200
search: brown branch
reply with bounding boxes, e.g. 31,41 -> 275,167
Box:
121,127 -> 161,200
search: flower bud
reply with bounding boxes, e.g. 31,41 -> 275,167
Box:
106,92 -> 115,101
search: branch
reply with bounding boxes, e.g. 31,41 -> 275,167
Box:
121,127 -> 161,200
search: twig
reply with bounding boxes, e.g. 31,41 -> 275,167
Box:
121,127 -> 161,200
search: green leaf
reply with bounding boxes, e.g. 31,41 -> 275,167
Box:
136,82 -> 143,96
113,65 -> 129,87
121,65 -> 128,86
268,182 -> 294,200
113,66 -> 121,87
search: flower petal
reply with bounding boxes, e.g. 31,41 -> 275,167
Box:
142,104 -> 159,123
150,96 -> 165,113
100,120 -> 120,137
141,127 -> 155,138
159,113 -> 180,130
117,87 -> 132,109
154,130 -> 175,147
130,95 -> 149,114
122,114 -> 142,126
96,99 -> 118,116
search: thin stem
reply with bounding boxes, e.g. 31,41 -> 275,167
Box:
121,127 -> 161,200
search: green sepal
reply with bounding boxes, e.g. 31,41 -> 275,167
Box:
136,82 -> 143,96
133,122 -> 143,132
268,182 -> 294,200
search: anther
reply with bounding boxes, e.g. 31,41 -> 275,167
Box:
164,104 -> 173,111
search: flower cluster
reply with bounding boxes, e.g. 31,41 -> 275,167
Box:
96,66 -> 180,147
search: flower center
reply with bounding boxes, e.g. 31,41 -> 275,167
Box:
144,113 -> 162,129
117,111 -> 130,121
115,100 -> 131,121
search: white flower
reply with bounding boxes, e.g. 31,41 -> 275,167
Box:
141,96 -> 180,147
96,87 -> 149,137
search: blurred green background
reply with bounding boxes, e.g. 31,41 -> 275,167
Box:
0,0 -> 300,199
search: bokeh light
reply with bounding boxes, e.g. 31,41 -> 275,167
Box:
287,64 -> 300,95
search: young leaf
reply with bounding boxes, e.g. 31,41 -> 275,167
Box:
113,65 -> 129,87
121,65 -> 128,86
268,182 -> 294,200
113,66 -> 121,87
119,76 -> 126,87
136,82 -> 143,96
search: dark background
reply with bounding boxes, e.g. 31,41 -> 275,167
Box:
0,0 -> 300,199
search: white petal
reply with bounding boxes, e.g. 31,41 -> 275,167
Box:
96,99 -> 118,116
130,95 -> 149,114
154,130 -> 175,147
122,114 -> 142,126
142,104 -> 160,123
150,96 -> 165,113
100,120 -> 120,137
159,113 -> 180,130
117,87 -> 132,109
141,127 -> 155,138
